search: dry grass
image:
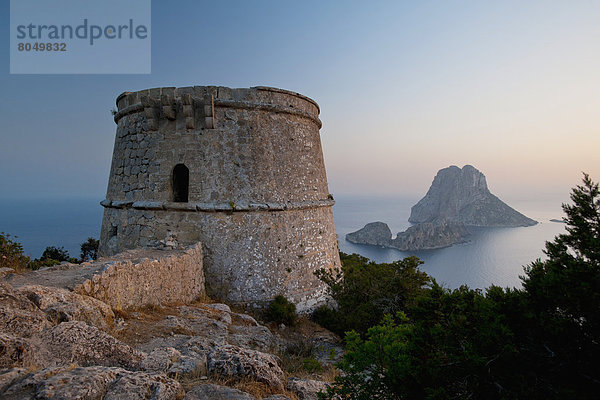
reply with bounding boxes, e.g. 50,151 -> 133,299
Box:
270,316 -> 342,383
175,363 -> 208,389
112,308 -> 131,320
111,303 -> 185,346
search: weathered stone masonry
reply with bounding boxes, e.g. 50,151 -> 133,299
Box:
99,86 -> 341,312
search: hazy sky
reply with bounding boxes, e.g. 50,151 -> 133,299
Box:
1,0 -> 598,202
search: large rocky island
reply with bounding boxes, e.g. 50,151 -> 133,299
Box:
409,165 -> 537,227
346,165 -> 537,251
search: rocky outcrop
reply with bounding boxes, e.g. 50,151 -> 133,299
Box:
345,222 -> 392,246
0,366 -> 184,400
208,344 -> 285,391
0,281 -> 51,338
183,384 -> 256,400
287,377 -> 328,400
0,248 -> 337,398
0,334 -> 32,369
30,321 -> 145,369
17,284 -> 115,332
390,219 -> 470,251
410,165 -> 537,227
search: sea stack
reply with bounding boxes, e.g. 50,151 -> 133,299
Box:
409,165 -> 537,227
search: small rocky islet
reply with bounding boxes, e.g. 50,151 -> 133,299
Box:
346,165 -> 537,251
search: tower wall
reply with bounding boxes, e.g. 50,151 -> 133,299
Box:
99,86 -> 340,311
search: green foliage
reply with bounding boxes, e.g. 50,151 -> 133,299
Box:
28,245 -> 78,269
313,253 -> 431,336
302,357 -> 323,373
279,339 -> 316,374
0,232 -> 30,271
319,313 -> 413,400
80,237 -> 99,262
319,174 -> 600,399
41,246 -> 71,262
520,172 -> 600,396
266,295 -> 297,325
27,258 -> 60,270
523,173 -> 599,330
0,233 -> 88,271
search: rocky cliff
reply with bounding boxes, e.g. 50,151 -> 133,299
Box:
409,165 -> 537,227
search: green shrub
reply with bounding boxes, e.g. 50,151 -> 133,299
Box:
41,246 -> 71,262
35,245 -> 78,266
313,253 -> 431,336
0,233 -> 82,272
80,237 -> 99,262
266,295 -> 297,325
27,258 -> 60,270
302,357 -> 323,373
0,232 -> 30,271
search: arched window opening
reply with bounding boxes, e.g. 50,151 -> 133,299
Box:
172,164 -> 189,202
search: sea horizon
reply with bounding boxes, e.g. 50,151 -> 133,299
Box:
0,193 -> 567,291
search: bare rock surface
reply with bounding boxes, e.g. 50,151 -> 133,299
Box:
0,334 -> 34,369
227,324 -> 275,352
17,284 -> 115,332
140,336 -> 285,390
0,281 -> 51,337
287,377 -> 328,400
0,368 -> 28,393
140,345 -> 205,377
140,347 -> 183,374
29,321 -> 145,369
183,383 -> 256,400
207,344 -> 285,391
103,370 -> 184,400
1,366 -> 183,400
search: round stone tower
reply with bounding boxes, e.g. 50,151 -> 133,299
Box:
99,86 -> 341,312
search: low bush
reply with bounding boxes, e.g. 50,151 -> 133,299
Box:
266,295 -> 297,325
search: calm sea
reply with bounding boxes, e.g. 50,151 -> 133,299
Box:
0,195 -> 566,290
0,198 -> 103,260
334,195 -> 567,290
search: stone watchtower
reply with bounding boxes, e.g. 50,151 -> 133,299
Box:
99,86 -> 341,311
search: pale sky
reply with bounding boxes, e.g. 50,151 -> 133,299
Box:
0,0 -> 598,202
